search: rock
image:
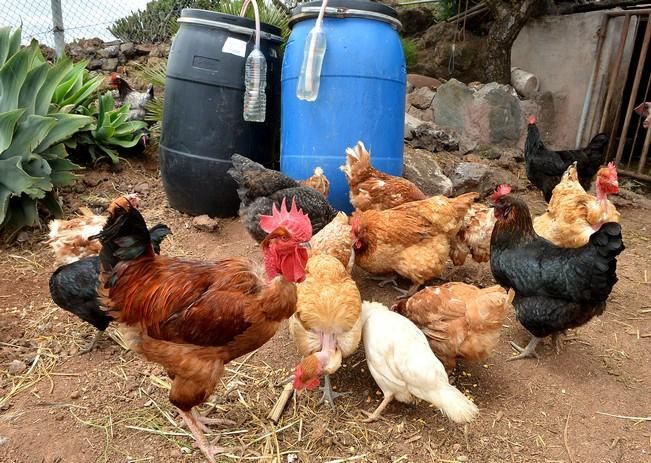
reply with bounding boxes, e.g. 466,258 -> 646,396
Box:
16,231 -> 29,242
398,6 -> 436,36
73,183 -> 86,194
192,215 -> 221,233
403,148 -> 453,196
407,73 -> 441,90
83,171 -> 110,187
450,162 -> 490,195
87,59 -> 103,71
477,83 -> 522,143
70,390 -> 80,400
407,105 -> 433,122
432,79 -> 474,131
134,182 -> 150,194
409,122 -> 459,152
99,45 -> 119,58
149,43 -> 170,58
135,43 -> 154,55
120,42 -> 136,58
404,113 -> 421,140
101,58 -> 119,71
0,436 -> 8,447
496,147 -> 525,172
408,86 -> 435,110
8,359 -> 27,375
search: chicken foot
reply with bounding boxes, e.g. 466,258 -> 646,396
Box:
551,333 -> 563,354
318,374 -> 349,408
178,409 -> 235,433
369,274 -> 400,288
395,283 -> 421,300
508,337 -> 541,361
362,393 -> 394,423
178,409 -> 233,463
79,330 -> 105,355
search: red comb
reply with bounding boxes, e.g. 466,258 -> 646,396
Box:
607,161 -> 616,170
491,184 -> 512,202
528,115 -> 536,125
259,198 -> 312,241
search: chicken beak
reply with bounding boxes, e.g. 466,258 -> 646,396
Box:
299,241 -> 311,249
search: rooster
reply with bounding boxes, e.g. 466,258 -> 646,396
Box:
490,185 -> 624,360
394,283 -> 514,371
299,167 -> 330,197
228,154 -> 337,242
360,301 -> 478,423
524,116 -> 609,202
93,197 -> 312,462
534,162 -> 620,248
108,73 -> 154,121
352,192 -> 477,297
289,253 -> 362,407
49,223 -> 171,353
340,141 -> 426,211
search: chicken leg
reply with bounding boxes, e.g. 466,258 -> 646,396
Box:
318,374 -> 349,408
79,330 -> 104,355
362,393 -> 394,423
369,274 -> 400,289
395,283 -> 421,300
508,337 -> 541,361
178,408 -> 231,463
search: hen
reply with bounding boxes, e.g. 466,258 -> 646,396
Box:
352,192 -> 477,297
490,187 -> 624,360
635,102 -> 650,128
289,253 -> 362,406
394,283 -> 514,371
299,167 -> 330,197
360,301 -> 478,423
534,163 -> 620,248
49,223 -> 171,353
229,154 -> 337,242
449,201 -> 495,266
94,197 -> 312,462
108,73 -> 154,121
525,115 -> 609,202
309,212 -> 354,273
340,141 -> 426,211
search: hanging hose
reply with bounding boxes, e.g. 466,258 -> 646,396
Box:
239,0 -> 262,49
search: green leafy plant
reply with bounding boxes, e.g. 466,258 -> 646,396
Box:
0,28 -> 94,240
213,0 -> 290,43
401,38 -> 418,71
74,92 -> 148,164
135,60 -> 167,139
51,61 -> 103,112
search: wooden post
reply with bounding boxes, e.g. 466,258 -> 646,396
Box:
51,0 -> 65,58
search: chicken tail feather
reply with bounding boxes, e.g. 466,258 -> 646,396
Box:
428,384 -> 478,424
340,141 -> 371,180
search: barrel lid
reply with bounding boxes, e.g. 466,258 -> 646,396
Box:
179,8 -> 283,38
289,0 -> 401,29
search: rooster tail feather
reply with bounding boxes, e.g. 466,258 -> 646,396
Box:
425,384 -> 478,424
587,222 -> 624,297
588,133 -> 609,149
148,223 -> 172,254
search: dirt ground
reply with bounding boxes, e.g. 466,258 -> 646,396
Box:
0,151 -> 650,463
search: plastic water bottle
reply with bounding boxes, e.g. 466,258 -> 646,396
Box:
243,48 -> 267,122
296,25 -> 326,102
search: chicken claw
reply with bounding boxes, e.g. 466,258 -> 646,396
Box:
318,374 -> 349,408
361,394 -> 394,423
369,275 -> 399,288
179,409 -> 237,463
79,331 -> 104,355
508,337 -> 541,361
179,409 -> 236,434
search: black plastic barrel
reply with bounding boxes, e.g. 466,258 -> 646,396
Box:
160,8 -> 283,217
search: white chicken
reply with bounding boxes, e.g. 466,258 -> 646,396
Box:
360,301 -> 479,423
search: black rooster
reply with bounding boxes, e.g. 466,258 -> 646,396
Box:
524,116 -> 609,202
489,186 -> 624,360
49,224 -> 171,354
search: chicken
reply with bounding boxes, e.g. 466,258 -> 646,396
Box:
524,115 -> 609,202
289,253 -> 362,406
360,301 -> 478,423
340,141 -> 426,211
449,201 -> 495,266
49,223 -> 171,354
94,197 -> 312,462
48,195 -> 140,265
299,167 -> 330,197
534,162 -> 620,248
228,154 -> 337,242
108,73 -> 154,121
635,102 -> 650,128
352,192 -> 477,297
490,187 -> 624,360
309,212 -> 354,272
393,283 -> 514,371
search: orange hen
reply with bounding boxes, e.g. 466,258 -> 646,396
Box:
94,198 -> 312,463
299,167 -> 330,197
394,283 -> 514,371
340,141 -> 426,211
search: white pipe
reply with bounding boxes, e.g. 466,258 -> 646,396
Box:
50,0 -> 65,58
240,0 -> 262,49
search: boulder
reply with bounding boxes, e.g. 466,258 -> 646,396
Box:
192,215 -> 221,233
398,6 -> 436,36
120,42 -> 137,58
408,86 -> 436,110
404,113 -> 421,140
101,58 -> 119,71
99,45 -> 120,59
87,59 -> 103,71
403,148 -> 453,196
432,79 -> 474,131
450,161 -> 522,197
407,73 -> 442,90
409,122 -> 459,152
407,105 -> 433,123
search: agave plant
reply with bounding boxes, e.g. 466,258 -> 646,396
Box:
74,92 -> 148,164
135,59 -> 167,138
0,28 -> 94,240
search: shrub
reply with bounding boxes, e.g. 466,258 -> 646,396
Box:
401,38 -> 418,71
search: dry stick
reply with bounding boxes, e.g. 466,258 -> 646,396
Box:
597,412 -> 651,421
267,383 -> 294,423
564,408 -> 575,463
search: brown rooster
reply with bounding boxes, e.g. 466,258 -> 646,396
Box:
352,192 -> 477,297
340,141 -> 426,211
94,198 -> 312,462
394,283 -> 514,371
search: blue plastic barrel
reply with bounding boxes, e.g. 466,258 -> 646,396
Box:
280,0 -> 406,212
